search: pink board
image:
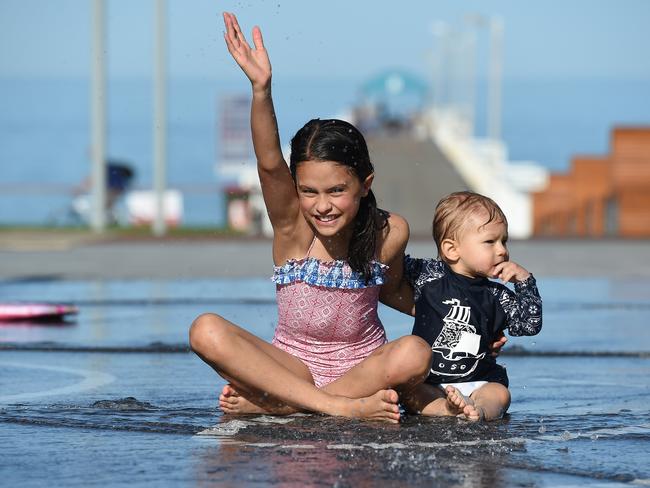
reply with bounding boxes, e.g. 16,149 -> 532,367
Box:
0,303 -> 78,321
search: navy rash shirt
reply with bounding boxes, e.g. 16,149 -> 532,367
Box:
405,256 -> 543,387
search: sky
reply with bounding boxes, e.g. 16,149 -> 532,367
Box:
1,0 -> 650,81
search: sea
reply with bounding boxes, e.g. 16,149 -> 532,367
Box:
1,76 -> 649,226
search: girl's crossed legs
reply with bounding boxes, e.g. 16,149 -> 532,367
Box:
189,313 -> 432,422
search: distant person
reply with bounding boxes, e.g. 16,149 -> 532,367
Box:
401,191 -> 542,421
106,162 -> 134,195
189,12 -> 433,422
71,159 -> 135,224
105,161 -> 135,215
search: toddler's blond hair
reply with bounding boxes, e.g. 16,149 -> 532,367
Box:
433,191 -> 507,260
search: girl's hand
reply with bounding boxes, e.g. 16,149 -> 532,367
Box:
223,12 -> 271,92
491,261 -> 530,284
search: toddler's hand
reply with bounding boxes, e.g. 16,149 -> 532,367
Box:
492,261 -> 530,283
489,332 -> 507,357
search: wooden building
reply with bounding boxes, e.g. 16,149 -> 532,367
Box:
533,127 -> 650,238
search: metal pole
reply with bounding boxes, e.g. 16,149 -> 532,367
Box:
449,31 -> 465,126
153,0 -> 167,236
487,16 -> 504,141
464,30 -> 477,137
430,21 -> 448,112
91,0 -> 107,232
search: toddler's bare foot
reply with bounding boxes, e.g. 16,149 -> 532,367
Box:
444,386 -> 485,421
337,389 -> 400,423
218,384 -> 296,415
460,403 -> 485,422
444,385 -> 469,415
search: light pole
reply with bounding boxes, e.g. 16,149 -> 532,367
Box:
152,0 -> 167,236
487,16 -> 504,142
464,13 -> 504,142
462,28 -> 477,137
90,0 -> 107,233
430,21 -> 449,112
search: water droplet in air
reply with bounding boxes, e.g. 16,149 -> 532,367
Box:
538,424 -> 547,434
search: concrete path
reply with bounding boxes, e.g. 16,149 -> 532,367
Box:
1,231 -> 649,280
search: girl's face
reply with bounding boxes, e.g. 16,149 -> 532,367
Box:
295,160 -> 372,239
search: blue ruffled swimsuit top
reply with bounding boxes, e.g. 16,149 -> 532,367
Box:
271,256 -> 387,288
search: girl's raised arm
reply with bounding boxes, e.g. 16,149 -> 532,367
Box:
223,12 -> 300,235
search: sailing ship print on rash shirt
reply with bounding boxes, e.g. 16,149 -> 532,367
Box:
405,256 -> 542,386
431,298 -> 486,379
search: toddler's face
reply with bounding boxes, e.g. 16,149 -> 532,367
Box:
453,213 -> 509,278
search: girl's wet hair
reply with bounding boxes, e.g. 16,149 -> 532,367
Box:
433,191 -> 508,259
289,118 -> 387,280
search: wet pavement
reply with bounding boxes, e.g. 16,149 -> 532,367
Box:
2,349 -> 648,487
1,276 -> 650,486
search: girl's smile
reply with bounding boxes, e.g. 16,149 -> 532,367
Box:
295,160 -> 372,238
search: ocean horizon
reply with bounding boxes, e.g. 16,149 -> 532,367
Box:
1,75 -> 649,226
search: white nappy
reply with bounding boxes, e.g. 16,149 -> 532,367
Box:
440,381 -> 488,397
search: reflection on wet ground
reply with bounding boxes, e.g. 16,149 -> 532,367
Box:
1,277 -> 649,486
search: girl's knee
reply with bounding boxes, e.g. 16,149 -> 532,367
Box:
402,335 -> 433,364
390,335 -> 433,378
189,313 -> 227,353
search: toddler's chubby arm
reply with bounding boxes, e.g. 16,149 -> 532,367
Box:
493,261 -> 543,336
223,12 -> 299,236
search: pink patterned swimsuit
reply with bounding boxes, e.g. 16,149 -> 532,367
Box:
271,253 -> 388,388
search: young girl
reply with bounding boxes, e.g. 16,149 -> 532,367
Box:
189,12 -> 432,423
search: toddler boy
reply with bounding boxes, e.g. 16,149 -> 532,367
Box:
403,191 -> 542,421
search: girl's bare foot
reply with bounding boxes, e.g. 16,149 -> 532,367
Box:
337,389 -> 401,423
219,385 -> 399,422
219,384 -> 266,414
219,384 -> 296,415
